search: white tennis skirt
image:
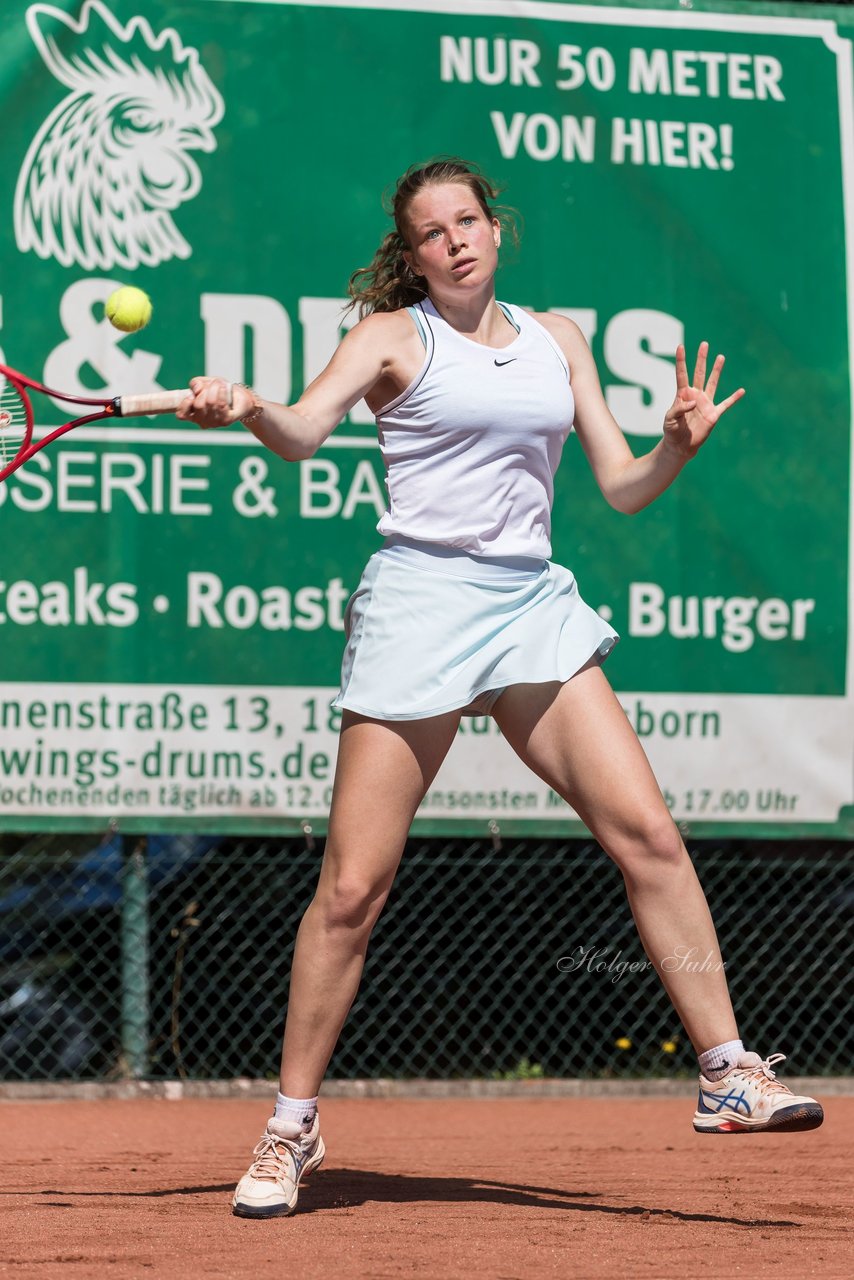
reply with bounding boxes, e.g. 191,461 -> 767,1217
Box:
332,536 -> 619,720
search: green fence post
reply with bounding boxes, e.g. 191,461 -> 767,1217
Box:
120,834 -> 150,1078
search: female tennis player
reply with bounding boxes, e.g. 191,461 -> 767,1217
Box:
178,159 -> 823,1219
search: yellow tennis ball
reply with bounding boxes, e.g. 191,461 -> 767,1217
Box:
105,286 -> 152,333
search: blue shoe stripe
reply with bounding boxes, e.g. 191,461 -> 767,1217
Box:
697,1087 -> 751,1116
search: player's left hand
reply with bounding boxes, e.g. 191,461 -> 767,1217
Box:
663,342 -> 745,458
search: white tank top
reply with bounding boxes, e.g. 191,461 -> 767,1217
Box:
375,299 -> 574,559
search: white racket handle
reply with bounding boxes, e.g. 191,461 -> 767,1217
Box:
116,389 -> 191,416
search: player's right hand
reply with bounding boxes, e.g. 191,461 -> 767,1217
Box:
177,376 -> 252,428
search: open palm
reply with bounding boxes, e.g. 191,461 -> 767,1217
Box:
664,342 -> 745,457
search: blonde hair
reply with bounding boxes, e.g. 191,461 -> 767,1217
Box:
348,158 -> 518,316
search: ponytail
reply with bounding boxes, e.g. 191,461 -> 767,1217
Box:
347,230 -> 427,317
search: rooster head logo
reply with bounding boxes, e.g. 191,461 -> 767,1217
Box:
14,0 -> 225,270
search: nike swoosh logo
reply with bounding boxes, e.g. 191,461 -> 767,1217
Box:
494,358 -> 516,366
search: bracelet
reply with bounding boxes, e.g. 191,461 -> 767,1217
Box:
234,382 -> 264,425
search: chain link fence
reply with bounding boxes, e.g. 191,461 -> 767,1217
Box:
0,832 -> 852,1081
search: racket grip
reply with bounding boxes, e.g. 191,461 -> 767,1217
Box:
116,389 -> 191,416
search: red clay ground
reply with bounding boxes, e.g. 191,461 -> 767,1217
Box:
1,1097 -> 851,1279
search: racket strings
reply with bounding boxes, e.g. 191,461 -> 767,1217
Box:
0,381 -> 28,465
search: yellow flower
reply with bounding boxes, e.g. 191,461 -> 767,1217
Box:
615,1037 -> 632,1050
661,1040 -> 678,1054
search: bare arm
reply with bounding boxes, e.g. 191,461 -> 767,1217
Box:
176,311 -> 409,461
536,314 -> 745,514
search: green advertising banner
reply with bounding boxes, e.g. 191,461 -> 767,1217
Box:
0,0 -> 851,834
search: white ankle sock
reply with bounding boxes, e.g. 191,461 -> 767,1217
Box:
698,1039 -> 743,1080
274,1092 -> 318,1129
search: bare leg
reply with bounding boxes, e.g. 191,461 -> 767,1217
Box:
493,669 -> 739,1055
279,709 -> 460,1097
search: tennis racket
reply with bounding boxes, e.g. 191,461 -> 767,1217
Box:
0,363 -> 190,483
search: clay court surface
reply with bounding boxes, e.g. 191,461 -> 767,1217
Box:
2,1096 -> 851,1278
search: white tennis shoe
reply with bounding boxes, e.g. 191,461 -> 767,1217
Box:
232,1113 -> 325,1217
693,1052 -> 824,1133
